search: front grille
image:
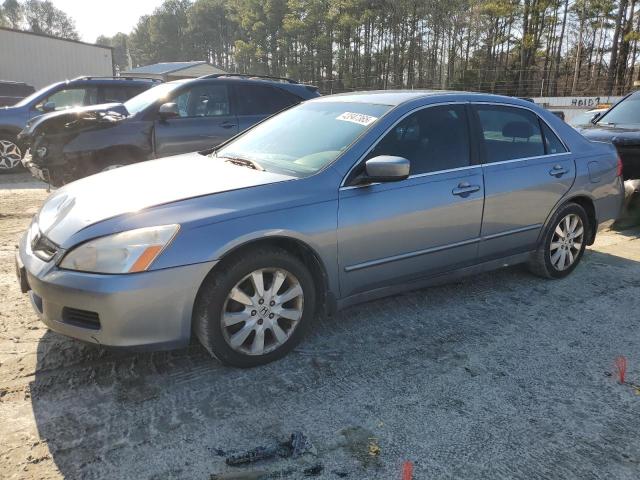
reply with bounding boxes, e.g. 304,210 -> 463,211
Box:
61,307 -> 101,330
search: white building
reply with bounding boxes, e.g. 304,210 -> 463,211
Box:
0,27 -> 114,89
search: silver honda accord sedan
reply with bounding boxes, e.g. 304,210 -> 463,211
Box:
16,91 -> 623,367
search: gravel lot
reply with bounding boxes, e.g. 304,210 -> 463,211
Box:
1,171 -> 640,479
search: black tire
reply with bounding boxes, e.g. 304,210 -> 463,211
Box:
528,202 -> 589,279
0,135 -> 24,173
193,247 -> 316,367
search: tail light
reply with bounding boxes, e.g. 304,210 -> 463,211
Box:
616,155 -> 623,177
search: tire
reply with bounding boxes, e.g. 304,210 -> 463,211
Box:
193,247 -> 317,367
528,202 -> 589,279
0,135 -> 23,173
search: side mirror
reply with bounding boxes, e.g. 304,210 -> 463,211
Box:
590,111 -> 604,124
158,102 -> 180,120
42,101 -> 56,112
364,155 -> 410,182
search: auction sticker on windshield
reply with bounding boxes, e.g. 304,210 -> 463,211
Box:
336,112 -> 378,126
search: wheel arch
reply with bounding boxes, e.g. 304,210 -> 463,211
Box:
540,194 -> 597,246
0,126 -> 22,138
194,235 -> 334,326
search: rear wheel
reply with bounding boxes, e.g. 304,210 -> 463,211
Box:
0,136 -> 23,172
194,247 -> 316,367
528,202 -> 588,279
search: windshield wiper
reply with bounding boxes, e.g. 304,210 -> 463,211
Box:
220,156 -> 265,171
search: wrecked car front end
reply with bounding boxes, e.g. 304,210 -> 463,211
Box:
19,104 -> 131,186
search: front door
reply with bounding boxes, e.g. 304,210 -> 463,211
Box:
337,104 -> 484,298
472,104 -> 575,260
154,83 -> 238,157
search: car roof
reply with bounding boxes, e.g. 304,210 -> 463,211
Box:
164,76 -> 319,99
308,89 -> 529,107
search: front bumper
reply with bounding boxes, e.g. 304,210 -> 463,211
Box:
21,150 -> 49,183
17,232 -> 215,350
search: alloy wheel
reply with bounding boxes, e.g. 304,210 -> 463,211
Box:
550,213 -> 584,271
0,140 -> 22,170
221,268 -> 304,356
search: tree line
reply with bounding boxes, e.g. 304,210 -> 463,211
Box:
3,0 -> 640,97
0,0 -> 79,40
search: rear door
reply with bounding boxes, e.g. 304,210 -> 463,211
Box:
154,82 -> 238,157
472,104 -> 574,260
232,84 -> 302,132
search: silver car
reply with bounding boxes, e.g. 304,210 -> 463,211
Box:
16,91 -> 623,367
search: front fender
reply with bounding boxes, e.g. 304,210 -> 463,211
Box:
63,121 -> 153,159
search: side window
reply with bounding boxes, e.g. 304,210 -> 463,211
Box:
171,85 -> 230,118
366,104 -> 471,175
235,84 -> 298,116
475,105 -> 545,162
541,122 -> 567,154
101,86 -> 146,103
37,87 -> 97,111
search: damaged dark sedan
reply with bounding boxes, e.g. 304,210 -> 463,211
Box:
19,74 -> 320,186
580,90 -> 640,180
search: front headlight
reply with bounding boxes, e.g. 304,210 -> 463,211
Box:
59,224 -> 180,274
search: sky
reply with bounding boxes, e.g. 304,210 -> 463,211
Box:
49,0 -> 165,42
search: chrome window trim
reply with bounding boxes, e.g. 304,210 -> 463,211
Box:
471,101 -> 571,153
480,151 -> 572,168
339,101 -> 470,188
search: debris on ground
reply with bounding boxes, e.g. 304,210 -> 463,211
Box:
402,461 -> 414,480
615,356 -> 627,383
368,438 -> 381,457
331,470 -> 349,478
211,472 -> 269,480
340,426 -> 382,468
225,431 -> 315,466
302,464 -> 323,476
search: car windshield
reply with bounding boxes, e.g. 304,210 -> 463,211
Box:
597,95 -> 640,126
214,101 -> 391,177
12,83 -> 60,107
124,83 -> 181,115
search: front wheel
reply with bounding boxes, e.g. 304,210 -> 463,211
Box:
0,137 -> 23,172
528,202 -> 589,279
193,247 -> 316,367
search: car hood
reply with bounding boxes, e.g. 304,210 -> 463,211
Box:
579,124 -> 640,145
20,103 -> 128,140
36,152 -> 294,245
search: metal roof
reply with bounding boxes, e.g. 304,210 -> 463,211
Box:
125,62 -> 211,75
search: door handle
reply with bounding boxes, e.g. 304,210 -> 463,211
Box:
549,164 -> 568,177
220,121 -> 237,129
452,182 -> 481,197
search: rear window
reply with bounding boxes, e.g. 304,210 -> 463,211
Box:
102,86 -> 148,103
234,84 -> 300,116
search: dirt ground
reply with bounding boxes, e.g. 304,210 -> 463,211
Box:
1,171 -> 640,480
